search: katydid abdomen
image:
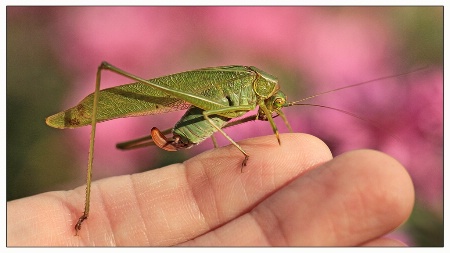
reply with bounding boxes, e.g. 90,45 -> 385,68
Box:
173,106 -> 231,146
149,106 -> 232,151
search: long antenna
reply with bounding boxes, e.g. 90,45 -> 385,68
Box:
291,66 -> 428,103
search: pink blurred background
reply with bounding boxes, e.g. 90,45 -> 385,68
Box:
7,7 -> 442,245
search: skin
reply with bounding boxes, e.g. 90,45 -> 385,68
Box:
7,133 -> 414,246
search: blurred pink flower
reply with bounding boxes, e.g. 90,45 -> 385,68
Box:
399,69 -> 443,206
301,68 -> 443,207
53,7 -> 194,74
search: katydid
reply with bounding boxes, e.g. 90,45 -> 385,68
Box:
45,62 -> 425,234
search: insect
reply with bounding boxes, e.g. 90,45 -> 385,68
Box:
45,62 -> 424,234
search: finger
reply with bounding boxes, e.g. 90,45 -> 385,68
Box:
180,150 -> 414,246
7,133 -> 332,246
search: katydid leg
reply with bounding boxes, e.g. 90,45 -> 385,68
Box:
201,105 -> 257,170
257,101 -> 281,145
75,62 -> 103,235
150,127 -> 194,151
276,110 -> 293,133
116,115 -> 260,151
98,62 -> 228,111
210,134 -> 219,148
116,128 -> 173,150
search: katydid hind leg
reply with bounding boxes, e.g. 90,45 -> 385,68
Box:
75,62 -> 104,234
117,115 -> 258,151
99,62 -> 230,111
151,127 -> 179,151
116,128 -> 173,150
151,127 -> 195,151
211,134 -> 219,148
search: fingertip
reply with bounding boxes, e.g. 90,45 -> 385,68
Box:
343,149 -> 415,223
331,150 -> 415,235
284,133 -> 333,168
250,148 -> 416,246
238,133 -> 333,173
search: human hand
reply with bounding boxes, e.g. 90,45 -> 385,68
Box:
7,133 -> 414,246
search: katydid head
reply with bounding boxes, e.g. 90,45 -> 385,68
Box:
265,90 -> 288,111
256,90 -> 293,134
256,90 -> 286,121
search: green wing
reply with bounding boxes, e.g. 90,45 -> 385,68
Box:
46,66 -> 256,129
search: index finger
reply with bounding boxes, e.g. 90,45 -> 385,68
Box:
7,133 -> 332,246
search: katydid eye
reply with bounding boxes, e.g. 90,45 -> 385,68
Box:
274,97 -> 285,107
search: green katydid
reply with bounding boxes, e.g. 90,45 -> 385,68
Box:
45,62 -> 424,234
